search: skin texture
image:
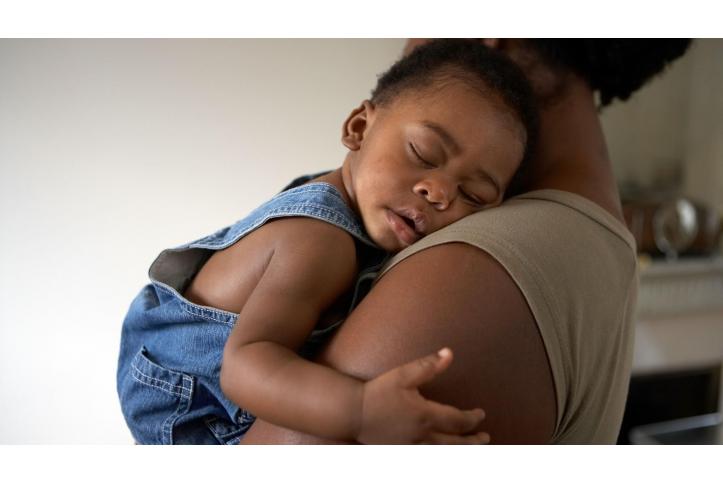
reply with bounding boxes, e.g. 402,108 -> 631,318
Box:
240,39 -> 624,444
186,73 -> 527,443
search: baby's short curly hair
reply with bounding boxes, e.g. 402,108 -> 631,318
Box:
371,39 -> 539,167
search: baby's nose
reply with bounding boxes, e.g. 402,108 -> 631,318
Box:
413,180 -> 453,210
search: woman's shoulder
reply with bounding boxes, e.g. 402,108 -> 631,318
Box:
373,188 -> 638,443
508,188 -> 634,245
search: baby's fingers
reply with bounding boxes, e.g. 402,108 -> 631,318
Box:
425,431 -> 491,445
425,402 -> 486,435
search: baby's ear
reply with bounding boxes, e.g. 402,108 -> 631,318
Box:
341,100 -> 375,150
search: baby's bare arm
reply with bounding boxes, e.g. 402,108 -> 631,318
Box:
220,217 -> 365,441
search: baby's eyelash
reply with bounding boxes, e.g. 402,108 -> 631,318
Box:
409,143 -> 435,168
461,189 -> 483,207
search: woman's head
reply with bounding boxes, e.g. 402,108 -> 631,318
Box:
339,39 -> 538,252
505,39 -> 692,107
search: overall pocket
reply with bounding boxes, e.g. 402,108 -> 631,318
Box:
119,346 -> 194,444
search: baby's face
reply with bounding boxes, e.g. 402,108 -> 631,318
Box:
344,79 -> 525,253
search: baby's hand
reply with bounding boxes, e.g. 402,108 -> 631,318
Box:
356,348 -> 489,444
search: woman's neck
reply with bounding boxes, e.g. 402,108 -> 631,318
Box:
526,78 -> 624,221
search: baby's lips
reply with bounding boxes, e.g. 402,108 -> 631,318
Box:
399,207 -> 429,236
412,214 -> 428,236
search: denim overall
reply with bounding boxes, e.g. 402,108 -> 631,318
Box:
117,176 -> 386,444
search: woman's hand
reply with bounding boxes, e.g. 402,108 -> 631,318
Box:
356,347 -> 489,444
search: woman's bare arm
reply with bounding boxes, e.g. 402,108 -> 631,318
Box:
241,242 -> 557,444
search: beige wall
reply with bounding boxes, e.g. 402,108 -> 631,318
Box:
601,48 -> 692,190
682,39 -> 723,214
0,39 -> 405,443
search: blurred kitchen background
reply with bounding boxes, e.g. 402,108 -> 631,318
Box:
0,39 -> 721,443
599,39 -> 723,443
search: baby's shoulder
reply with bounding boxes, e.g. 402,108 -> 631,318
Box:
251,216 -> 360,298
262,215 -> 359,263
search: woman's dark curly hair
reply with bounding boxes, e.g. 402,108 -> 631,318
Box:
525,39 -> 692,107
371,39 -> 539,167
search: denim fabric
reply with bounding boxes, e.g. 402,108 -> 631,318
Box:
117,178 -> 386,444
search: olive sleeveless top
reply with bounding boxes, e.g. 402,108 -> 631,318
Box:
378,190 -> 638,444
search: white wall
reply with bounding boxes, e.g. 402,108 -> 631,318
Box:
0,39 -> 405,443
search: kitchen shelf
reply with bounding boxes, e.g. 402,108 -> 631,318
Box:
636,256 -> 723,318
